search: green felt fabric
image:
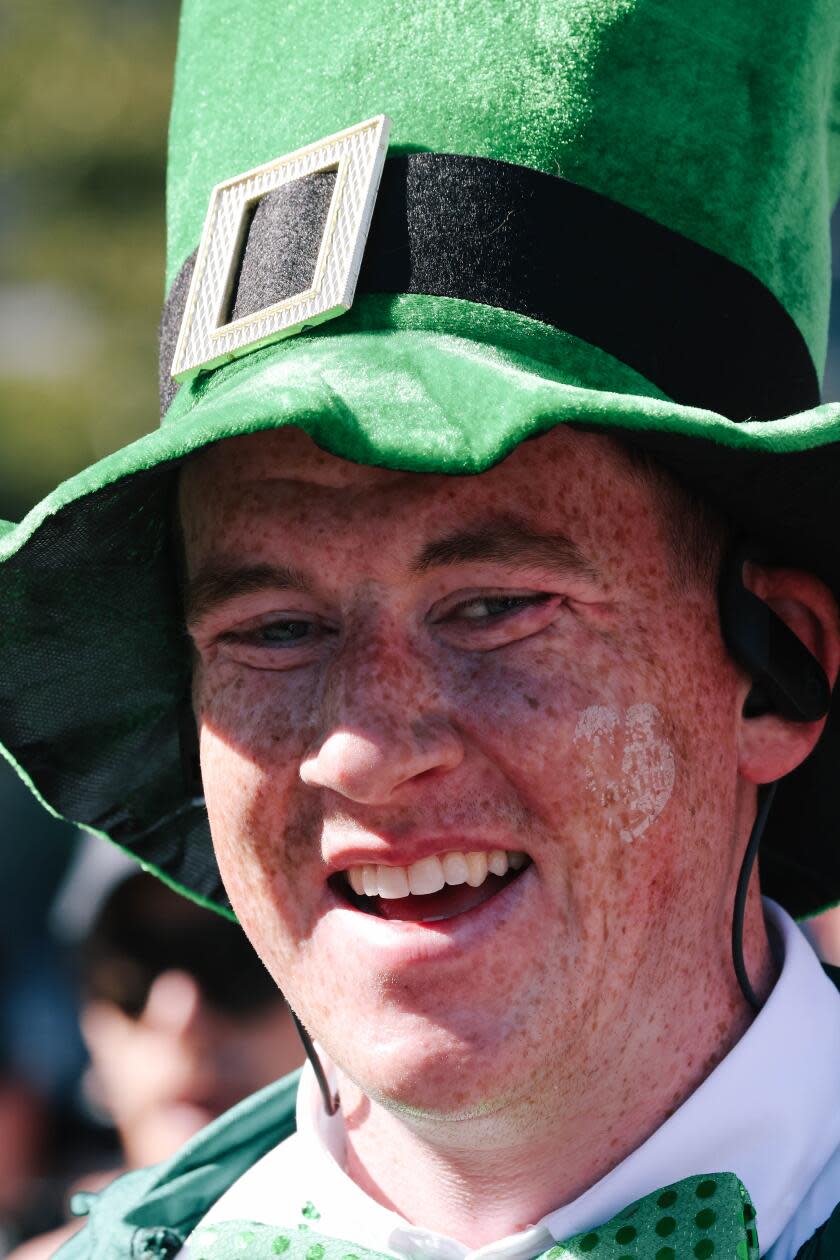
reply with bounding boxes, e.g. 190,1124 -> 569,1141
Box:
168,0 -> 840,370
159,295 -> 840,463
55,1072 -> 301,1260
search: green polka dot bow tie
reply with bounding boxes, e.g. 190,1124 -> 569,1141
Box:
187,1173 -> 759,1260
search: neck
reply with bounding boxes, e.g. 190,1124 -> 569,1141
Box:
338,885 -> 776,1248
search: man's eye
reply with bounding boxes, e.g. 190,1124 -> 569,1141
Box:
221,618 -> 316,647
256,620 -> 312,643
451,594 -> 550,621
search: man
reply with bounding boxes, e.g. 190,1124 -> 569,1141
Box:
2,1 -> 840,1256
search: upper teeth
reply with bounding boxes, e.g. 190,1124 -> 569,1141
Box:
346,850 -> 527,899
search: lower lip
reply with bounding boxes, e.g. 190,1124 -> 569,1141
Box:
318,864 -> 536,965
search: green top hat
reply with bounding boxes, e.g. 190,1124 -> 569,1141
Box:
2,0 -> 840,920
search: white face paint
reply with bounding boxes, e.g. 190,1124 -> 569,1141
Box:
573,703 -> 676,842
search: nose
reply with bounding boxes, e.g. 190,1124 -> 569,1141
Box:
301,721 -> 463,803
300,631 -> 464,804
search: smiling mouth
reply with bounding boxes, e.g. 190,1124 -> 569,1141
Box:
330,849 -> 531,923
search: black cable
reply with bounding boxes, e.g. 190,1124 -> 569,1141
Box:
290,1009 -> 340,1116
731,780 -> 778,1010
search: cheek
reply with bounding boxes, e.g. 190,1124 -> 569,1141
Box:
561,605 -> 741,914
451,621 -> 613,741
655,603 -> 741,824
195,664 -> 323,948
202,749 -> 324,960
195,651 -> 323,837
195,654 -> 319,765
451,626 -> 652,827
461,610 -> 733,914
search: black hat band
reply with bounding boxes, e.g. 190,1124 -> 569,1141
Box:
160,153 -> 820,423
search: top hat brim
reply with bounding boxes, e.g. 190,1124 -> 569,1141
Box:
2,294 -> 840,920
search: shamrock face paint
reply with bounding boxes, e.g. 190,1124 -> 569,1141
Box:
574,702 -> 676,842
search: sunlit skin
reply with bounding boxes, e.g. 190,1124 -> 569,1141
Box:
180,426 -> 839,1245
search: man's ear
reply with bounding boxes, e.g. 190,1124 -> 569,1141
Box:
737,563 -> 840,784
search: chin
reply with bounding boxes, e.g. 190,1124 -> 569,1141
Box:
331,1018 -> 527,1121
367,1066 -> 525,1124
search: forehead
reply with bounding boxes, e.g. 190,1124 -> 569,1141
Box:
179,425 -> 660,565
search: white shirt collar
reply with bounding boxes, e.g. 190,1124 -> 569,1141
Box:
192,899 -> 840,1260
537,898 -> 840,1251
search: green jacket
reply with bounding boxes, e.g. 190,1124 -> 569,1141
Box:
57,1073 -> 300,1259
54,1068 -> 840,1260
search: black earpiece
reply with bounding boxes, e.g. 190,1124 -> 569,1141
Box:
720,543 -> 831,1010
718,542 -> 831,723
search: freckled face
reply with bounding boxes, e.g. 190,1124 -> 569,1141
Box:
180,426 -> 741,1118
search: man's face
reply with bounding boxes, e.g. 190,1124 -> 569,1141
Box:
181,426 -> 744,1121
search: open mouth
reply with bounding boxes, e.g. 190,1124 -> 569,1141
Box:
329,850 -> 531,923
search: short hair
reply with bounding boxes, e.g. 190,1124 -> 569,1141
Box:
612,438 -> 729,592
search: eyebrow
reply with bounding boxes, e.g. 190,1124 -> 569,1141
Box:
412,518 -> 598,580
184,520 -> 597,624
184,562 -> 311,625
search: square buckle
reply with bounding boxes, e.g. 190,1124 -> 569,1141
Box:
170,114 -> 391,382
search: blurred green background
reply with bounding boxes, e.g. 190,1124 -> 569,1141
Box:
0,2 -> 182,1134
1,0 -> 839,526
0,0 -> 177,525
